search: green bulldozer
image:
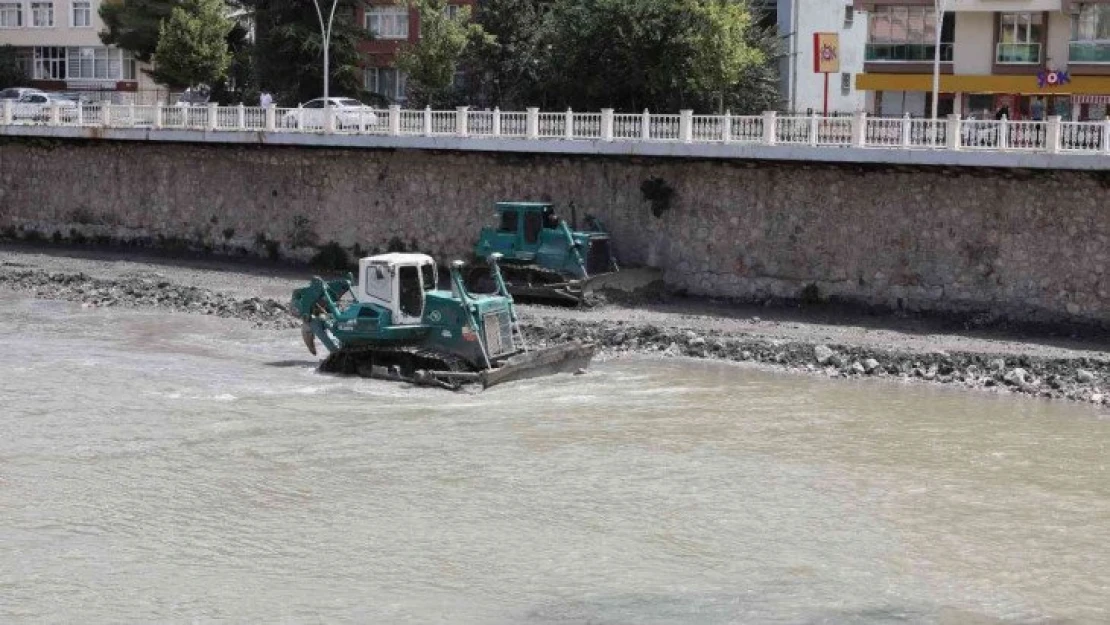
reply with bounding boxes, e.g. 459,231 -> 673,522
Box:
466,201 -> 662,304
290,252 -> 595,390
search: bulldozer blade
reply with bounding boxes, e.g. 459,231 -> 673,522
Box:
583,268 -> 664,296
480,342 -> 597,389
301,321 -> 317,356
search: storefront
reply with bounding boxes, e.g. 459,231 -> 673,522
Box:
856,73 -> 1110,120
1073,95 -> 1110,121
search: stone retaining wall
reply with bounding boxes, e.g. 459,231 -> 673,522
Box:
1,138 -> 1107,326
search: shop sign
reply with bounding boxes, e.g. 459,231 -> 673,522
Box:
813,33 -> 840,74
1037,70 -> 1070,89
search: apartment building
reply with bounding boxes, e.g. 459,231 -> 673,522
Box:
854,0 -> 1110,120
0,0 -> 156,97
777,0 -> 869,114
357,0 -> 476,103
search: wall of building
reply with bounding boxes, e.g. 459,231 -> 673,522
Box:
779,0 -> 868,114
953,13 -> 995,75
1047,11 -> 1071,71
0,0 -> 105,47
1,139 -> 1108,327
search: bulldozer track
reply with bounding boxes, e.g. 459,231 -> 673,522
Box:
320,343 -> 472,380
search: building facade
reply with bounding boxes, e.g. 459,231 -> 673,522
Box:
854,0 -> 1110,120
777,0 -> 869,114
356,0 -> 477,103
0,0 -> 158,98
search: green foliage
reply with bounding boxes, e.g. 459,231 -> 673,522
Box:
396,0 -> 490,107
243,0 -> 367,106
460,0 -> 548,108
99,0 -> 179,63
465,0 -> 779,113
151,0 -> 233,88
0,45 -> 29,88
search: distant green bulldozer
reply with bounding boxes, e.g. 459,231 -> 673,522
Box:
466,201 -> 661,304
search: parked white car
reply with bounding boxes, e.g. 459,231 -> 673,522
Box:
281,97 -> 379,130
0,87 -> 46,101
11,93 -> 79,121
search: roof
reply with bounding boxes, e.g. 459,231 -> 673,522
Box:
495,201 -> 552,210
361,252 -> 435,265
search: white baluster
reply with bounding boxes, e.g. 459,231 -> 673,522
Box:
762,111 -> 777,145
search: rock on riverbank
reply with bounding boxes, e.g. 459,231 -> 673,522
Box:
2,264 -> 1108,407
521,318 -> 1110,406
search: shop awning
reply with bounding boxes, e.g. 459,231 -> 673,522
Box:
855,73 -> 1110,95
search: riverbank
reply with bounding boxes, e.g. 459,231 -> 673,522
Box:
2,245 -> 1108,407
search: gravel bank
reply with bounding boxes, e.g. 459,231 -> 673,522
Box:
2,245 -> 1108,407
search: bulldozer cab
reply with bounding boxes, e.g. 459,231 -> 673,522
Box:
477,202 -> 615,280
357,253 -> 438,325
486,202 -> 566,258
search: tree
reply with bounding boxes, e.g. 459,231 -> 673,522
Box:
243,0 -> 367,106
539,0 -> 777,113
0,45 -> 29,89
460,0 -> 549,109
100,0 -> 180,63
151,0 -> 234,88
395,0 -> 489,107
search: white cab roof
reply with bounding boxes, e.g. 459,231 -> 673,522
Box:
361,253 -> 434,266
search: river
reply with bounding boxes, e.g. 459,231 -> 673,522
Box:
1,297 -> 1108,624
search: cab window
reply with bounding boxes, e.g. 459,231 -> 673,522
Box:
398,265 -> 423,318
524,211 -> 543,244
498,210 -> 518,233
421,263 -> 436,291
365,263 -> 392,302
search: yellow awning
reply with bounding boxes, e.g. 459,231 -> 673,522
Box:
855,73 -> 1110,95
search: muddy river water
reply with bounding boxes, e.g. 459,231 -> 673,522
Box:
1,297 -> 1108,624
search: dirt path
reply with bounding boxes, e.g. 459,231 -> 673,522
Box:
3,243 -> 1108,406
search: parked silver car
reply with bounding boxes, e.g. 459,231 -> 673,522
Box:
281,97 -> 380,130
11,92 -> 79,121
0,87 -> 46,101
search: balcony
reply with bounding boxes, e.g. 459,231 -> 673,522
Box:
996,43 -> 1041,64
1069,41 -> 1110,63
865,43 -> 954,63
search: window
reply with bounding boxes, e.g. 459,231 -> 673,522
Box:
365,263 -> 392,302
364,67 -> 407,101
841,72 -> 851,95
72,0 -> 90,26
444,4 -> 460,20
498,210 -> 518,233
366,5 -> 408,39
866,7 -> 954,62
0,2 -> 21,27
843,5 -> 854,28
64,47 -> 136,80
31,1 -> 52,26
997,13 -> 1042,63
1071,5 -> 1110,63
523,211 -> 542,245
33,47 -> 66,79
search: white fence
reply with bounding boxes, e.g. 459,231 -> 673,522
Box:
4,102 -> 1110,156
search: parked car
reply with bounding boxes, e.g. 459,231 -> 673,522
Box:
281,97 -> 379,130
176,87 -> 210,107
11,92 -> 79,121
0,87 -> 46,101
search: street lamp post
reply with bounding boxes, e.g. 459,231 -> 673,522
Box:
931,0 -> 946,121
311,0 -> 340,102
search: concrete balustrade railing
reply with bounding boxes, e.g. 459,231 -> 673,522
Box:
2,100 -> 1109,156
